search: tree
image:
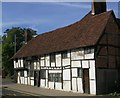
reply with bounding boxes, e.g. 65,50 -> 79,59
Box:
2,27 -> 37,77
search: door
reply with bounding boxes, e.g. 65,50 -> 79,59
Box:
83,69 -> 90,94
34,71 -> 40,87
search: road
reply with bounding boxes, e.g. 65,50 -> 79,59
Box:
2,87 -> 33,96
2,78 -> 37,97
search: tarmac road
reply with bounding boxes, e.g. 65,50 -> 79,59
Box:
2,87 -> 33,96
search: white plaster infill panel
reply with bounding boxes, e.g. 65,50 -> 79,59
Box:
30,77 -> 34,86
41,60 -> 44,66
49,82 -> 54,89
56,54 -> 61,67
28,77 -> 31,85
55,82 -> 62,90
21,59 -> 24,67
34,62 -> 37,69
41,79 -> 45,87
49,70 -> 61,73
71,61 -> 81,67
63,81 -> 71,91
90,80 -> 96,95
63,58 -> 70,66
24,78 -> 28,85
72,78 -> 77,92
18,59 -> 21,67
63,69 -> 70,80
82,61 -> 89,68
51,62 -> 55,67
89,60 -> 95,79
77,78 -> 84,93
24,71 -> 27,77
72,68 -> 78,77
71,49 -> 84,60
46,56 -> 50,67
89,60 -> 96,95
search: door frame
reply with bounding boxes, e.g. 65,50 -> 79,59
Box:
83,68 -> 90,94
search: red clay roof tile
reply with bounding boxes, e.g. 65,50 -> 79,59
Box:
12,11 -> 113,58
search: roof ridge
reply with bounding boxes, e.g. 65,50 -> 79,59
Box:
12,11 -> 114,59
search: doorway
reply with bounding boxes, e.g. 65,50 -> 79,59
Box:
83,69 -> 90,94
34,71 -> 40,87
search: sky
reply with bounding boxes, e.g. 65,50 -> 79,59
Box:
2,2 -> 119,35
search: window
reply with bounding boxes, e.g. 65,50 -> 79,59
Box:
30,63 -> 34,69
50,54 -> 55,62
55,73 -> 62,82
48,73 -> 61,82
48,73 -> 53,82
20,71 -> 24,77
15,59 -> 18,63
84,48 -> 92,54
30,70 -> 34,77
62,51 -> 68,59
40,69 -> 46,79
78,68 -> 83,78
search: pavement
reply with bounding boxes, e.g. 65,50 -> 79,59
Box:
2,78 -> 94,97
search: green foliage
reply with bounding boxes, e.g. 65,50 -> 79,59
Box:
2,27 -> 37,77
109,92 -> 120,96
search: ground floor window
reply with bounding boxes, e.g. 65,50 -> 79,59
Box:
30,70 -> 34,77
20,71 -> 24,77
48,73 -> 61,82
78,68 -> 83,78
40,69 -> 46,79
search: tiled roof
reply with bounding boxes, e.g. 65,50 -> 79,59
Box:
12,11 -> 113,58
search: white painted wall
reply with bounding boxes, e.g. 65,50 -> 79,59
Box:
63,69 -> 70,80
14,61 -> 16,68
17,72 -> 20,84
63,59 -> 70,66
21,59 -> 24,67
55,82 -> 62,90
41,79 -> 45,87
49,82 -> 54,89
72,68 -> 77,77
89,60 -> 96,95
41,60 -> 44,66
15,48 -> 95,94
30,77 -> 34,86
63,81 -> 71,91
46,56 -> 50,66
72,78 -> 77,92
77,78 -> 84,93
82,61 -> 89,68
72,61 -> 81,67
56,54 -> 61,67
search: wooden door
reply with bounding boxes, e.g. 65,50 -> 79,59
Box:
83,69 -> 90,94
34,71 -> 40,87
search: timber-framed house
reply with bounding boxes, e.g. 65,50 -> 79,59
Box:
12,1 -> 120,95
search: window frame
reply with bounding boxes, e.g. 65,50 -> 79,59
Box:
50,53 -> 55,62
61,51 -> 68,59
84,48 -> 92,54
78,68 -> 83,78
40,69 -> 46,79
48,73 -> 62,82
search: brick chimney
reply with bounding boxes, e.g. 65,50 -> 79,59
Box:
92,0 -> 107,15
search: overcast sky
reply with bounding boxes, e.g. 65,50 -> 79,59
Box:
2,2 -> 119,35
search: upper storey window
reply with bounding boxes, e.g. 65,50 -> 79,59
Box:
84,48 -> 92,54
50,53 -> 55,62
61,51 -> 68,59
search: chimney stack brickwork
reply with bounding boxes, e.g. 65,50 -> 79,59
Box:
92,0 -> 107,15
